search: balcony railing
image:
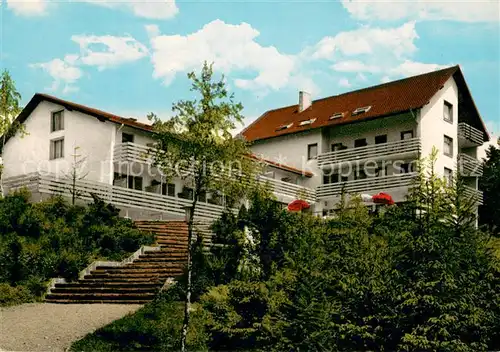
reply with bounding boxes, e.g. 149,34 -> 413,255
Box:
463,186 -> 483,205
258,175 -> 316,203
458,122 -> 483,146
114,142 -> 154,164
316,172 -> 417,199
458,153 -> 483,177
4,173 -> 229,222
317,138 -> 421,168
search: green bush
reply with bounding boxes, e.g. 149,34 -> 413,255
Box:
0,283 -> 34,306
71,292 -> 208,352
0,190 -> 155,300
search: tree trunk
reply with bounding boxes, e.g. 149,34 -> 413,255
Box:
180,198 -> 197,352
1,134 -> 6,198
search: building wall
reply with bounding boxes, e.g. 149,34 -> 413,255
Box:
418,77 -> 459,176
3,101 -> 115,183
250,130 -> 323,189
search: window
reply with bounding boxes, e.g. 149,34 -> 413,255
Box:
355,168 -> 367,180
49,138 -> 64,160
329,112 -> 344,120
179,187 -> 194,200
401,130 -> 413,140
122,133 -> 134,143
399,163 -> 413,174
375,135 -> 387,144
341,176 -> 348,182
443,101 -> 453,123
307,143 -> 318,160
444,167 -> 453,186
443,135 -> 453,157
331,143 -> 345,152
161,183 -> 175,197
352,106 -> 371,115
354,138 -> 367,148
323,173 -> 341,184
323,175 -> 330,184
276,123 -> 293,131
198,191 -> 207,202
127,176 -> 143,191
51,110 -> 64,132
375,165 -> 388,177
299,118 -> 316,126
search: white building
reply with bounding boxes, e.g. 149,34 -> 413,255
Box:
241,65 -> 489,215
2,94 -> 315,221
2,65 -> 490,219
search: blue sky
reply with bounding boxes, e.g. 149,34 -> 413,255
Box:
1,0 -> 499,135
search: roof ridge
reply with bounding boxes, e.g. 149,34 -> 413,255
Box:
262,65 -> 459,114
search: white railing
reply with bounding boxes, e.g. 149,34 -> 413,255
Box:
4,173 -> 231,222
317,172 -> 417,199
258,175 -> 316,203
317,138 -> 421,168
114,142 -> 315,202
114,142 -> 154,164
458,123 -> 483,146
463,186 -> 483,205
458,153 -> 483,176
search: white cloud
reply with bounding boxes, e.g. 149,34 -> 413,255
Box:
307,22 -> 418,60
83,0 -> 178,19
71,35 -> 149,70
31,55 -> 83,94
341,0 -> 500,22
6,0 -> 48,16
389,60 -> 449,77
7,0 -> 179,19
145,24 -> 160,38
148,20 -> 296,92
332,60 -> 381,73
338,78 -> 351,88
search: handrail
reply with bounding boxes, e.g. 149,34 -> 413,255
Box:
318,138 -> 420,166
458,122 -> 483,145
317,172 -> 417,198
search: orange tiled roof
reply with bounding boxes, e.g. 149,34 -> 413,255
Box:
16,93 -> 154,132
241,65 -> 488,142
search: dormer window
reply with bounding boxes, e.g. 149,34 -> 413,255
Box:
352,106 -> 372,115
299,118 -> 316,126
329,112 -> 344,120
276,123 -> 293,131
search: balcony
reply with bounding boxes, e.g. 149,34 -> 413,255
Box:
113,142 -> 153,164
258,175 -> 316,203
317,138 -> 421,169
4,173 -> 229,222
458,122 -> 483,147
316,172 -> 417,200
463,186 -> 483,205
458,153 -> 483,177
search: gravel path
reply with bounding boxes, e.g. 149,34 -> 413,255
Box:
0,303 -> 141,352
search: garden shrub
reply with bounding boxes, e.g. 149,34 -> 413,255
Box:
0,189 -> 155,300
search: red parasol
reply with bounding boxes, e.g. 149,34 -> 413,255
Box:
287,199 -> 310,212
372,192 -> 395,205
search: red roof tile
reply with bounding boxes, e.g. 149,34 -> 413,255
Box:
241,65 -> 488,142
16,93 -> 154,132
248,154 -> 313,177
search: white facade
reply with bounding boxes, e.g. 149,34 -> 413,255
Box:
247,76 -> 486,215
2,98 -> 314,221
3,71 -> 488,219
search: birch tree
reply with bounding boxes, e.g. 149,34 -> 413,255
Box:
148,62 -> 261,351
0,70 -> 26,197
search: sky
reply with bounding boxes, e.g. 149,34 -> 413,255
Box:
1,0 -> 499,135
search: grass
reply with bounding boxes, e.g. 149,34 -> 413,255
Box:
70,294 -> 208,352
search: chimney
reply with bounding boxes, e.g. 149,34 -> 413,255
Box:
299,91 -> 311,113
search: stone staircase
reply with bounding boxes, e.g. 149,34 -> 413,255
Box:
45,221 -> 194,304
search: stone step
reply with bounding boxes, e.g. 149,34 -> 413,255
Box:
45,292 -> 155,301
85,272 -> 182,280
44,299 -> 151,304
133,258 -> 187,264
51,286 -> 158,294
57,282 -> 161,288
77,278 -> 164,284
